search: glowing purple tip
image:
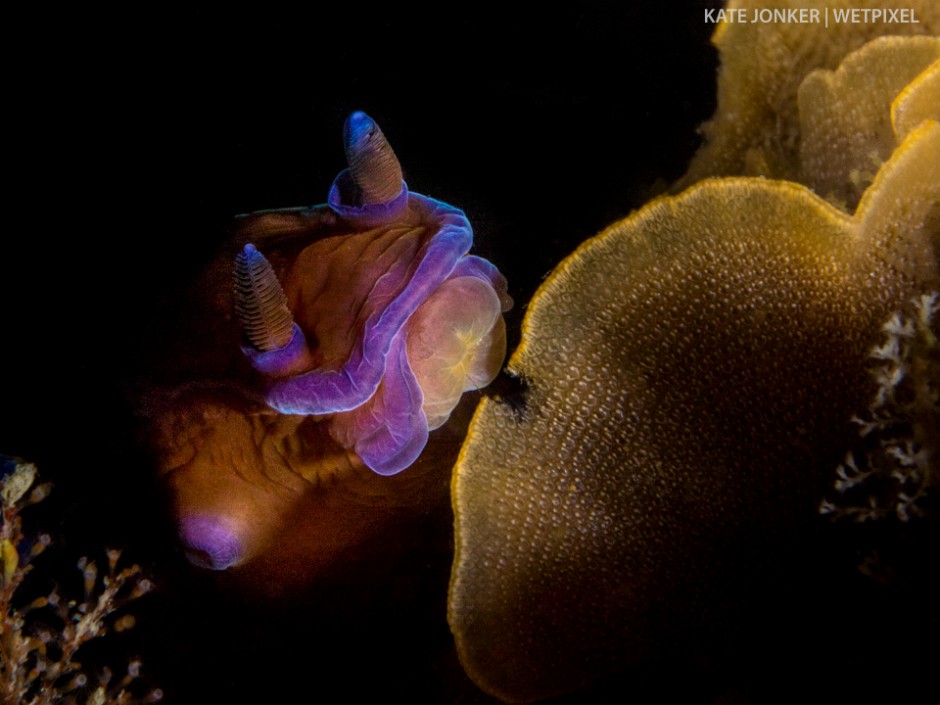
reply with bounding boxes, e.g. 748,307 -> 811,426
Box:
179,514 -> 243,570
343,110 -> 375,150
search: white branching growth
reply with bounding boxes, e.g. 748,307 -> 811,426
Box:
0,460 -> 161,705
821,292 -> 939,522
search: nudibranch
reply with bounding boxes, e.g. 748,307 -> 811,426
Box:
448,35 -> 939,703
235,111 -> 510,476
148,112 -> 510,572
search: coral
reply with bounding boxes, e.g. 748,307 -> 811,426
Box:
448,32 -> 939,705
798,37 -> 939,209
675,0 -> 940,192
0,460 -> 159,705
821,292 -> 939,522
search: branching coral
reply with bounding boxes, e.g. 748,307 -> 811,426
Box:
821,292 -> 939,522
0,460 -> 159,705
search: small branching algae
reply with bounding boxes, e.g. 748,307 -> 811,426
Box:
821,292 -> 939,522
0,459 -> 160,705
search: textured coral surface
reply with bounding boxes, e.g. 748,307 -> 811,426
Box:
451,29 -> 940,704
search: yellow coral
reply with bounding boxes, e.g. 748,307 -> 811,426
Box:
798,37 -> 939,209
449,44 -> 940,705
892,58 -> 940,140
676,0 -> 940,191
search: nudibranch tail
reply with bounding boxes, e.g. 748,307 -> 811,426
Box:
343,111 -> 403,205
234,243 -> 295,352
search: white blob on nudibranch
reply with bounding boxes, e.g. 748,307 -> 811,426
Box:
343,111 -> 404,205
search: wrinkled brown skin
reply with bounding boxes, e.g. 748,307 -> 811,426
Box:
140,208 -> 472,596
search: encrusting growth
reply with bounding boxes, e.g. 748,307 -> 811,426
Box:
0,459 -> 160,705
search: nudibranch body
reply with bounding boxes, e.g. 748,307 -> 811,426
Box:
237,112 -> 510,476
148,112 -> 510,572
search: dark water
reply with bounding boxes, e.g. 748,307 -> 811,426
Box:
3,3 -> 937,704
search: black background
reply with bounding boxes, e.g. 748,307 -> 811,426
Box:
3,3 -> 936,704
